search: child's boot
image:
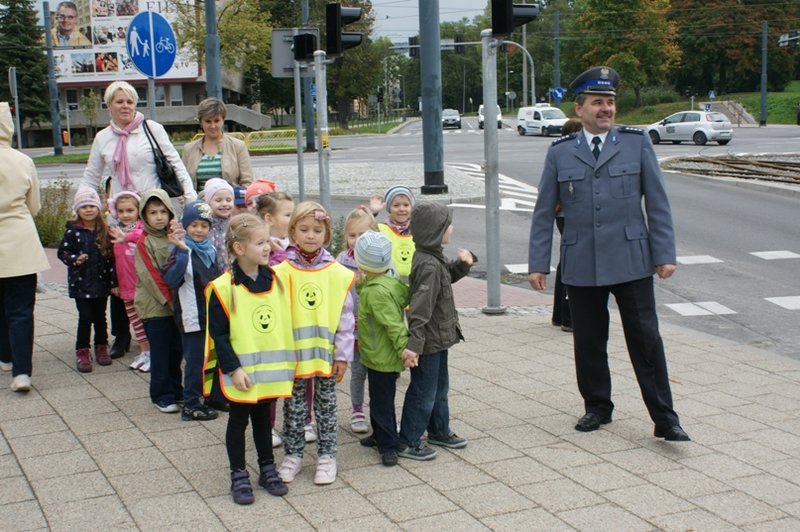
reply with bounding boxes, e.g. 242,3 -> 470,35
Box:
95,344 -> 112,366
230,470 -> 255,505
76,348 -> 93,373
258,463 -> 288,496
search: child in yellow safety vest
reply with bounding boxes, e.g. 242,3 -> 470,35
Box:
274,201 -> 355,486
204,213 -> 294,505
371,185 -> 416,284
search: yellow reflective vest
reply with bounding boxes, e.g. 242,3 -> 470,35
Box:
273,260 -> 354,378
203,270 -> 296,403
378,223 -> 415,283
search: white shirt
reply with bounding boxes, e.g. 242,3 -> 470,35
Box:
583,129 -> 609,153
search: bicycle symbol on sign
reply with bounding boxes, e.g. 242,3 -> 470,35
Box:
155,36 -> 175,54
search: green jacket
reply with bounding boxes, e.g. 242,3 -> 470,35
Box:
356,274 -> 409,373
134,189 -> 176,320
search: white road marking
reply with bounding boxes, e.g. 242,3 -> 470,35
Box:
665,301 -> 737,316
750,250 -> 800,260
765,296 -> 800,310
677,255 -> 723,265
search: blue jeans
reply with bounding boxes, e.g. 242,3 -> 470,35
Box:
399,350 -> 451,448
143,317 -> 183,406
0,274 -> 36,377
367,368 -> 399,453
181,331 -> 205,409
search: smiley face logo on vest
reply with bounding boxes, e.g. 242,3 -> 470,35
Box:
397,242 -> 414,265
252,305 -> 275,333
299,282 -> 323,310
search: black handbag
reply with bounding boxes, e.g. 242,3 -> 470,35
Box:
141,120 -> 183,198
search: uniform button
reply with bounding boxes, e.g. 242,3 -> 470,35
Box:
595,206 -> 601,211
595,223 -> 601,227
595,190 -> 600,195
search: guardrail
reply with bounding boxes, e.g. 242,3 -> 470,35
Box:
190,131 -> 297,152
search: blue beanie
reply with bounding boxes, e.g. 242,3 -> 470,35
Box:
355,231 -> 393,273
182,200 -> 214,229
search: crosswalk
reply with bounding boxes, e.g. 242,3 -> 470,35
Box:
447,162 -> 538,212
400,127 -> 515,136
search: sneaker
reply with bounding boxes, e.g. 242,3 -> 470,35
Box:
129,351 -> 148,370
0,361 -> 12,372
230,470 -> 255,505
206,399 -> 230,412
272,429 -> 283,448
181,404 -> 219,421
313,455 -> 337,485
277,454 -> 302,483
95,344 -> 112,366
304,423 -> 317,443
10,374 -> 31,393
76,348 -> 93,373
427,432 -> 468,449
138,354 -> 151,373
359,435 -> 378,448
155,402 -> 180,413
381,451 -> 398,467
350,411 -> 369,433
258,463 -> 288,496
397,443 -> 437,461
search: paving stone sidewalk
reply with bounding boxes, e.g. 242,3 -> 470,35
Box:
2,275 -> 800,531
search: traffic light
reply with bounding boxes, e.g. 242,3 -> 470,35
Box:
408,36 -> 419,58
292,33 -> 317,62
326,3 -> 363,57
455,35 -> 465,54
491,1 -> 540,38
377,86 -> 384,103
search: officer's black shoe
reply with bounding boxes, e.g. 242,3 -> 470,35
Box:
574,412 -> 612,432
654,425 -> 691,441
109,334 -> 131,359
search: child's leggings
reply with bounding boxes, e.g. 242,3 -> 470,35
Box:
227,400 -> 274,471
74,297 -> 108,349
123,299 -> 148,347
283,376 -> 337,458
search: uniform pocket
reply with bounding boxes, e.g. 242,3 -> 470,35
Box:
625,224 -> 650,272
608,162 -> 640,198
557,168 -> 587,203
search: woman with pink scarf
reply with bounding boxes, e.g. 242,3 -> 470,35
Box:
80,81 -> 196,208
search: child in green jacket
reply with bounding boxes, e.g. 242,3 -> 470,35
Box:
354,231 -> 410,467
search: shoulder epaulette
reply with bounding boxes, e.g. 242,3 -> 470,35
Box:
552,132 -> 577,146
618,126 -> 644,135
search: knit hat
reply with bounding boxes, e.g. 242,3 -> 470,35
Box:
108,190 -> 141,220
72,187 -> 102,214
202,177 -> 234,202
355,231 -> 393,273
233,185 -> 247,207
245,179 -> 277,205
182,200 -> 214,229
384,185 -> 415,212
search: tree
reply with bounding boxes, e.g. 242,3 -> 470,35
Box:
80,89 -> 101,141
0,0 -> 50,127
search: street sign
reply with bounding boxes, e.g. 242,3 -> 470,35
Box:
552,87 -> 566,101
704,103 -> 712,112
127,11 -> 176,78
708,90 -> 716,101
311,83 -> 317,98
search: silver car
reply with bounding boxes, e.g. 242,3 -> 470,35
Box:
442,109 -> 461,129
647,111 -> 732,146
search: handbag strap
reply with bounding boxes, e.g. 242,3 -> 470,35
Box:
141,120 -> 166,159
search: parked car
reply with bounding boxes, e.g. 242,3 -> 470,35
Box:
478,104 -> 503,129
442,108 -> 461,129
646,111 -> 732,146
517,104 -> 568,136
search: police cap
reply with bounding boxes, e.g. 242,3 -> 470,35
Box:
569,66 -> 620,96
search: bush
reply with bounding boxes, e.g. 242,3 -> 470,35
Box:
35,179 -> 73,247
329,215 -> 346,257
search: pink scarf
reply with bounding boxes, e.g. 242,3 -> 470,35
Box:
110,112 -> 145,191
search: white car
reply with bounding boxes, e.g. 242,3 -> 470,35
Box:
517,105 -> 568,136
646,111 -> 732,146
478,104 -> 503,129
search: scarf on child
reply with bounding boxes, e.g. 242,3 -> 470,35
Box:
110,112 -> 145,191
385,216 -> 411,236
185,236 -> 216,269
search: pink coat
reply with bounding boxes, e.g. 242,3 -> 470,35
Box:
113,220 -> 144,300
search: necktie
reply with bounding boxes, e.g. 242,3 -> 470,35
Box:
592,137 -> 601,160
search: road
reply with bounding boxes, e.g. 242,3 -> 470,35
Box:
34,119 -> 800,358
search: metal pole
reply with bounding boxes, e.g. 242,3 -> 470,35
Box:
42,3 -> 63,154
65,105 -> 71,146
292,29 -> 305,202
418,0 -> 447,194
481,29 -> 505,315
314,50 -> 331,211
502,41 -> 534,108
759,20 -> 768,127
553,11 -> 560,94
147,10 -> 157,120
7,68 -> 23,151
204,0 -> 222,100
302,0 -> 315,151
522,25 -> 528,106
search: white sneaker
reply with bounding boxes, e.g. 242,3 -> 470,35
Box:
11,374 -> 31,393
304,423 -> 317,443
350,411 -> 369,433
129,351 -> 149,370
0,361 -> 12,372
155,402 -> 180,413
138,352 -> 151,373
278,454 -> 302,483
272,429 -> 283,448
314,455 -> 337,485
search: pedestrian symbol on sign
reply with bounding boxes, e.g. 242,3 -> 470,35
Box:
127,11 -> 177,78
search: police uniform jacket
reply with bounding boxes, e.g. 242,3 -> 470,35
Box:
528,127 -> 676,287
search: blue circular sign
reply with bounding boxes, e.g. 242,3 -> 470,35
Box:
127,11 -> 177,78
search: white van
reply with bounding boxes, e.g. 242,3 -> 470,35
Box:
516,104 -> 568,136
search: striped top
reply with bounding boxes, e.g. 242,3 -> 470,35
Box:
195,152 -> 223,192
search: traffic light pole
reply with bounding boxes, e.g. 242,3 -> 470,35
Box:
418,0 -> 447,194
314,50 -> 331,211
481,29 -> 505,315
292,29 -> 305,202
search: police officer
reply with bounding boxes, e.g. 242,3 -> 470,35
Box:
527,66 -> 689,442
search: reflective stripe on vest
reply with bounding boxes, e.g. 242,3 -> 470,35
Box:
378,223 -> 415,283
203,270 -> 296,403
273,260 -> 354,378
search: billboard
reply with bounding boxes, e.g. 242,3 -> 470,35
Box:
47,0 -> 198,84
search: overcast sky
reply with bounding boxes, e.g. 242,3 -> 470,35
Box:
371,0 -> 489,41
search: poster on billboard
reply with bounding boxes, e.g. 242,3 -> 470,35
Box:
47,0 -> 197,83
